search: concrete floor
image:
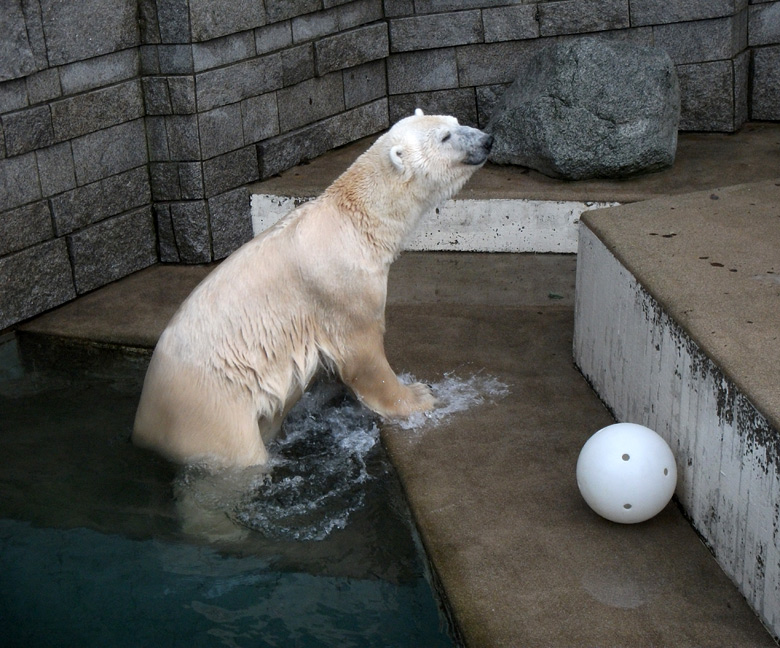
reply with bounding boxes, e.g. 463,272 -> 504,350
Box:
17,123 -> 780,646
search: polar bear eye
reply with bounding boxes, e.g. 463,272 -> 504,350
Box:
441,132 -> 451,143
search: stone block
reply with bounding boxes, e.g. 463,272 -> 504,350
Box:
0,153 -> 41,211
138,0 -> 161,44
153,204 -> 179,262
26,69 -> 62,105
631,0 -> 745,26
749,2 -> 780,45
39,0 -> 138,66
102,166 -> 152,217
168,76 -> 197,114
751,45 -> 780,120
255,22 -> 293,55
384,0 -> 413,17
389,88 -> 478,125
0,0 -> 41,82
0,239 -> 75,330
59,50 -> 139,96
49,182 -> 102,236
241,93 -> 280,143
209,187 -> 253,259
178,162 -> 204,199
156,0 -> 192,43
51,80 -> 144,141
316,23 -> 389,74
338,0 -> 384,29
139,45 -> 160,74
142,77 -> 172,115
192,32 -> 256,72
0,121 -> 4,159
390,11 -> 483,52
146,116 -> 170,161
387,49 -> 458,94
456,40 -> 546,86
734,49 -> 749,126
67,207 -> 157,294
36,141 -> 77,196
189,0 -> 266,42
487,39 -> 680,179
202,146 -> 259,197
266,0 -> 321,23
293,12 -> 341,43
677,60 -> 740,131
257,99 -> 386,177
199,104 -> 244,159
71,119 -> 147,186
343,59 -> 387,109
20,0 -> 49,71
277,73 -> 345,132
483,6 -> 540,43
0,78 -> 28,114
2,105 -> 54,156
150,162 -> 181,201
50,166 -> 150,236
654,14 -> 748,64
538,0 -> 630,37
414,0 -> 514,10
282,44 -> 316,86
0,200 -> 53,256
169,201 -> 211,262
157,44 -> 195,74
196,54 -> 283,111
165,115 -> 201,160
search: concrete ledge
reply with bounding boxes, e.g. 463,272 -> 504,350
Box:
251,193 -> 614,253
574,179 -> 780,640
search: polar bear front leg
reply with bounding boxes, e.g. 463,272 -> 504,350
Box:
338,328 -> 436,418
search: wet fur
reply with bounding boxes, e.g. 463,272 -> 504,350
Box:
133,112 -> 492,468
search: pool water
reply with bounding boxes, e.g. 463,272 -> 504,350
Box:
0,334 -> 455,648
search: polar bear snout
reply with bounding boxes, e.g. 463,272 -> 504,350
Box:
460,128 -> 494,166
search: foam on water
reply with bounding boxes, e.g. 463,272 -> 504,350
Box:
215,372 -> 509,542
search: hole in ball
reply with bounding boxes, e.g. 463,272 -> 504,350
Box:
664,468 -> 669,476
623,503 -> 632,509
622,453 -> 630,461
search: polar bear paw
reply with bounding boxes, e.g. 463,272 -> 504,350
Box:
397,381 -> 437,415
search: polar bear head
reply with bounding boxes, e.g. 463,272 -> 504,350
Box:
380,109 -> 494,203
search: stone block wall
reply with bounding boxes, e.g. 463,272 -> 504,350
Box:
1,0 -> 779,330
1,0 -> 155,330
139,0 -> 389,265
385,0 -> 776,132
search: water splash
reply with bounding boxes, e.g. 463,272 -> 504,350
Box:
395,371 -> 510,431
195,372 -> 508,542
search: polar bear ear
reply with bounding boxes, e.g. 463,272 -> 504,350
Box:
389,145 -> 405,172
414,108 -> 424,117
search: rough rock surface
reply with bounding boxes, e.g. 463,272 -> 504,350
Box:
487,39 -> 681,180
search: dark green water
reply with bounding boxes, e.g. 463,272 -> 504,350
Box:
0,334 -> 454,648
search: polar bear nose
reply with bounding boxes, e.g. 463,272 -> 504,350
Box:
463,130 -> 494,165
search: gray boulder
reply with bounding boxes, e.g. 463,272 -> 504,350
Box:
487,39 -> 680,180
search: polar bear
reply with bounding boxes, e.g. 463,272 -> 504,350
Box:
133,110 -> 493,469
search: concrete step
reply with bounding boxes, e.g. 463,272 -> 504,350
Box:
574,178 -> 780,640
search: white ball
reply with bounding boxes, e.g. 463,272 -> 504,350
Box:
576,423 -> 677,524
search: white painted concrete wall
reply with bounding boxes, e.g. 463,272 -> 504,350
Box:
574,224 -> 780,639
251,194 -> 616,254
